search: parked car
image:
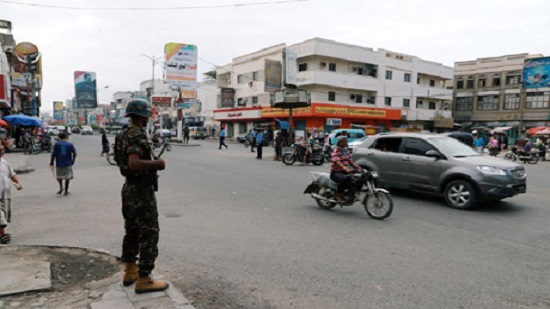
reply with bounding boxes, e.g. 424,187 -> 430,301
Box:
329,129 -> 366,145
155,129 -> 172,138
237,133 -> 250,143
348,136 -> 369,152
71,126 -> 81,134
81,126 -> 94,135
441,132 -> 474,147
352,133 -> 527,209
47,125 -> 71,136
189,127 -> 208,139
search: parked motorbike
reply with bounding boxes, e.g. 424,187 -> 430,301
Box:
504,146 -> 539,164
323,145 -> 332,163
282,144 -> 324,166
40,134 -> 52,152
303,170 -> 393,220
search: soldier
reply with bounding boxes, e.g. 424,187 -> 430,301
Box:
114,99 -> 169,294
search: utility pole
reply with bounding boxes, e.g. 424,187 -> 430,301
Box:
141,54 -> 163,133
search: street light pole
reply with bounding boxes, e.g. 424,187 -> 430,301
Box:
141,54 -> 163,133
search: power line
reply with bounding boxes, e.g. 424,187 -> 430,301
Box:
0,0 -> 309,10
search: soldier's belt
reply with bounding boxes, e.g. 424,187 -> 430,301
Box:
125,177 -> 155,186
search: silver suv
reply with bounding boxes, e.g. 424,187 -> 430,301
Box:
352,133 -> 527,209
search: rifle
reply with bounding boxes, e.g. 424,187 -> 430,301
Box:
149,143 -> 167,192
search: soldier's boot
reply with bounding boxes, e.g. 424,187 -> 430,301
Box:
135,276 -> 169,294
122,262 -> 138,286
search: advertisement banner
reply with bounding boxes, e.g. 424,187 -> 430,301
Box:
284,49 -> 298,85
264,59 -> 282,92
74,71 -> 98,108
152,95 -> 172,108
10,72 -> 27,88
53,101 -> 64,120
0,74 -> 10,106
220,88 -> 235,108
164,43 -> 198,91
524,57 -> 550,89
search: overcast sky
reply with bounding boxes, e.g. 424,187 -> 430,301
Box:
2,0 -> 549,113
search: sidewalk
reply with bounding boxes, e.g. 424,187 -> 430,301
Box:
0,245 -> 195,309
4,152 -> 34,174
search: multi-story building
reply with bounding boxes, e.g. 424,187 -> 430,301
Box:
197,79 -> 218,134
214,38 -> 453,137
453,53 -> 550,143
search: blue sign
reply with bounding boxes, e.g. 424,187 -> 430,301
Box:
524,57 -> 550,89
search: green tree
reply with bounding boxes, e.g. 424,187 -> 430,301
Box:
203,70 -> 217,81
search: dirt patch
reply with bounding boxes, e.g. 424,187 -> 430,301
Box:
0,246 -> 120,308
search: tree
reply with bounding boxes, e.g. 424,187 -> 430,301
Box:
203,70 -> 217,81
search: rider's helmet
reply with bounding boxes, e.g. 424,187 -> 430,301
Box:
336,136 -> 347,145
125,99 -> 152,118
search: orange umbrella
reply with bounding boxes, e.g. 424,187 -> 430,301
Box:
0,119 -> 7,127
526,126 -> 549,136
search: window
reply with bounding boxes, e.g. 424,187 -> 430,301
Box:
366,96 -> 375,104
328,63 -> 337,72
328,91 -> 336,101
354,94 -> 363,103
298,63 -> 307,72
506,73 -> 521,85
237,75 -> 244,83
417,76 -> 420,84
252,71 -> 258,81
403,98 -> 410,108
385,70 -> 393,80
466,77 -> 474,89
402,138 -> 435,156
371,137 -> 403,153
478,75 -> 486,88
456,78 -> 464,89
384,97 -> 392,106
455,97 -> 473,111
526,92 -> 550,109
237,98 -> 244,106
404,73 -> 411,82
504,94 -> 520,110
476,95 -> 499,110
429,80 -> 435,87
429,102 -> 436,110
251,96 -> 258,105
492,74 -> 501,87
416,100 -> 423,108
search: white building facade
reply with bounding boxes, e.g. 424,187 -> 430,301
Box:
214,38 -> 454,137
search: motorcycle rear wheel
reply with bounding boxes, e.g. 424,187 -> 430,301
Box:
316,188 -> 337,210
107,153 -> 117,166
364,192 -> 393,220
31,146 -> 41,155
311,156 -> 324,166
503,152 -> 515,161
282,153 -> 295,165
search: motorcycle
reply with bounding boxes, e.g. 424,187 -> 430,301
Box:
504,146 -> 539,164
282,144 -> 324,166
152,136 -> 172,152
40,134 -> 52,152
323,145 -> 332,163
303,170 -> 393,220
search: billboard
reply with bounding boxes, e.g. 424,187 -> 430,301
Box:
53,101 -> 64,120
74,71 -> 98,108
220,88 -> 235,108
264,59 -> 282,92
524,57 -> 550,89
152,95 -> 172,108
284,48 -> 298,85
164,43 -> 198,93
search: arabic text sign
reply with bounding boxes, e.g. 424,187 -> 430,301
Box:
53,101 -> 64,120
152,95 -> 172,108
524,57 -> 550,89
74,71 -> 97,108
315,106 -> 387,118
261,107 -> 311,117
164,43 -> 198,91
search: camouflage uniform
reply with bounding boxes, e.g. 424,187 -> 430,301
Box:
116,124 -> 159,277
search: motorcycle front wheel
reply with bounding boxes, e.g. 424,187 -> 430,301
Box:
165,144 -> 172,152
316,188 -> 337,210
503,152 -> 515,161
107,153 -> 117,166
528,154 -> 539,164
282,153 -> 295,165
311,155 -> 324,166
31,146 -> 41,155
364,192 -> 393,220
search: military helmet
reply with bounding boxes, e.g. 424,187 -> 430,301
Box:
125,99 -> 152,118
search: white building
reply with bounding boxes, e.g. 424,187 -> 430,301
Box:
215,38 -> 454,137
197,79 -> 218,133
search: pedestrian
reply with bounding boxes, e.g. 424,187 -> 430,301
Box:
249,129 -> 257,153
274,131 -> 283,161
474,134 -> 484,155
23,129 -> 31,154
211,127 -> 215,137
49,132 -> 77,196
256,129 -> 264,159
0,145 -> 23,244
275,118 -> 289,145
183,126 -> 190,144
219,126 -> 228,149
101,130 -> 110,156
114,99 -> 169,294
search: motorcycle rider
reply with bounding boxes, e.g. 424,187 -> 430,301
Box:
519,138 -> 532,157
330,136 -> 362,202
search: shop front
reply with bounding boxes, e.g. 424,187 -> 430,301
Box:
261,102 -> 401,134
213,107 -> 262,138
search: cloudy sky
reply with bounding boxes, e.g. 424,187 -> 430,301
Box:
2,0 -> 549,113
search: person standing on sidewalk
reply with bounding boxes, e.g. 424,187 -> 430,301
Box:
249,129 -> 257,153
219,126 -> 228,149
256,129 -> 264,159
0,145 -> 23,244
114,99 -> 169,294
274,131 -> 283,161
183,126 -> 190,144
474,134 -> 484,155
49,132 -> 77,196
101,130 -> 110,157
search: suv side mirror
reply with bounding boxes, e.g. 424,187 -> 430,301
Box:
425,149 -> 443,159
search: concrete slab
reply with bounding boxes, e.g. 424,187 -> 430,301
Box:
90,297 -> 134,309
0,258 -> 51,297
132,297 -> 177,309
122,284 -> 166,302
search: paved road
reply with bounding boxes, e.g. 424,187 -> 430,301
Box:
10,135 -> 550,308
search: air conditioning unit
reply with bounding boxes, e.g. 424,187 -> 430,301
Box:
320,62 -> 326,68
350,94 -> 356,100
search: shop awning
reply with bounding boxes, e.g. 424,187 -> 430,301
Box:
492,126 -> 513,133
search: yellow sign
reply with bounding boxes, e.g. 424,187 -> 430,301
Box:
315,106 -> 386,118
54,101 -> 63,111
261,107 -> 311,117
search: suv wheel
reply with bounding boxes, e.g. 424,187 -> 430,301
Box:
444,180 -> 477,209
